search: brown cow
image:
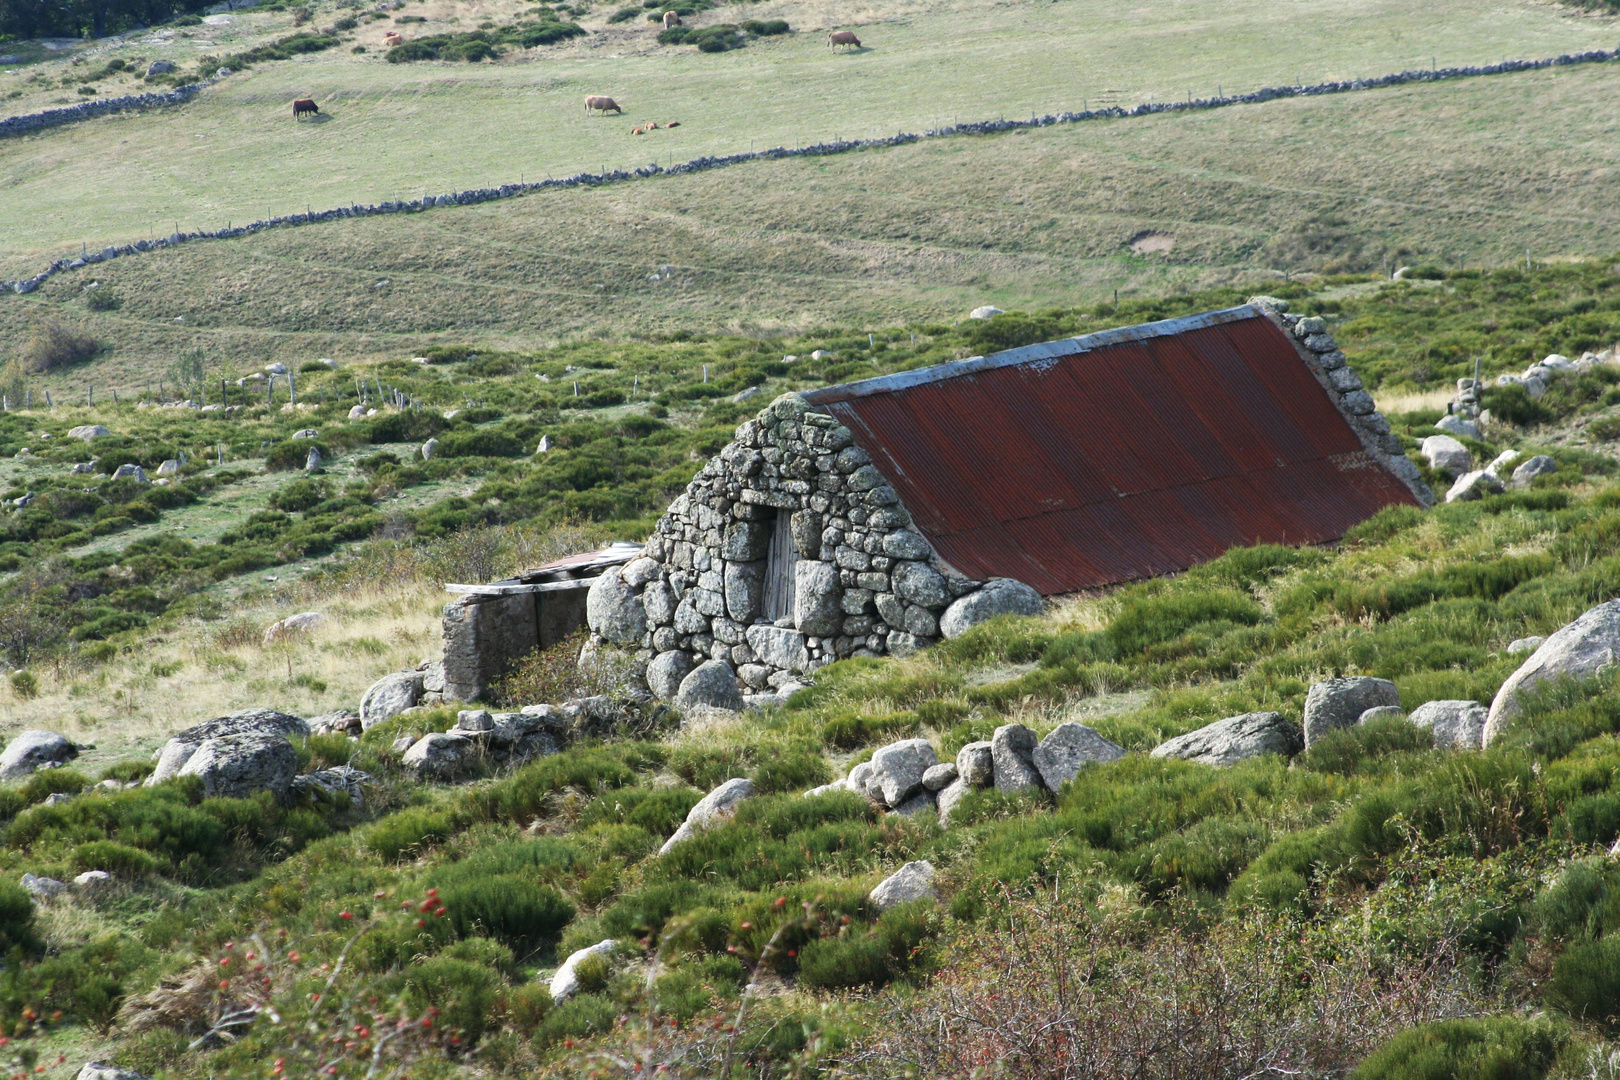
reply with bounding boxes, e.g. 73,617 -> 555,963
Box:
292,98 -> 319,120
662,10 -> 681,27
384,30 -> 403,45
585,95 -> 622,114
828,29 -> 860,49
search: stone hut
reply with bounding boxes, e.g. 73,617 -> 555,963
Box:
577,301 -> 1431,704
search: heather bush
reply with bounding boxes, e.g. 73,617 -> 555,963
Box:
1351,1017 -> 1569,1080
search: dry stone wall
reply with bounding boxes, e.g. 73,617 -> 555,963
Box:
7,47 -> 1616,298
586,393 -> 1026,700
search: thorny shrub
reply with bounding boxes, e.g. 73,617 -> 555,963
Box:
844,884 -> 1485,1080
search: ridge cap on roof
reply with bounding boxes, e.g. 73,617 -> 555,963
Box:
802,304 -> 1264,405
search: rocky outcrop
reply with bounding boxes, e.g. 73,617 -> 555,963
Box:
1150,712 -> 1303,766
0,730 -> 77,780
869,860 -> 937,910
290,766 -> 372,807
1408,700 -> 1487,750
147,710 -> 308,787
1031,722 -> 1125,791
263,611 -> 324,644
956,741 -> 993,785
401,733 -> 474,780
360,670 -> 424,729
1358,705 -> 1407,725
1447,470 -> 1505,503
1512,456 -> 1558,487
1486,600 -> 1620,745
21,873 -> 66,900
1302,677 -> 1400,745
867,739 -> 938,805
1420,435 -> 1471,478
660,778 -> 755,854
939,578 -> 1044,639
991,723 -> 1043,793
68,425 -> 110,440
177,734 -> 299,799
549,940 -> 618,1003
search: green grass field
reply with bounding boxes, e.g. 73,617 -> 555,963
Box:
5,53 -> 1620,381
1,0 -> 1616,262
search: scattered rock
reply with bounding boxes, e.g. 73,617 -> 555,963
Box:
263,611 -> 324,645
847,761 -> 880,802
890,789 -> 938,817
72,870 -> 114,894
21,873 -> 67,900
1302,677 -> 1400,746
673,660 -> 744,713
868,738 -> 938,805
1486,600 -> 1620,745
1512,455 -> 1558,487
1358,705 -> 1408,724
921,761 -> 957,791
1434,414 -> 1480,439
155,459 -> 181,476
1409,700 -> 1488,750
178,733 -> 300,799
990,723 -> 1043,793
1150,712 -> 1302,766
938,578 -> 1043,639
308,710 -> 361,736
969,306 -> 1004,320
145,60 -> 175,76
1447,470 -> 1504,503
937,776 -> 971,825
421,438 -> 439,461
646,650 -> 696,700
549,939 -> 617,1003
660,777 -> 755,854
401,733 -> 474,780
390,735 -> 414,754
802,778 -> 849,798
68,425 -> 109,440
74,1065 -> 151,1080
147,709 -> 309,786
0,729 -> 77,780
111,464 -> 148,483
869,860 -> 937,910
1507,636 -> 1546,655
1031,722 -> 1125,791
956,741 -> 994,785
360,670 -> 424,729
290,766 -> 372,807
1419,435 -> 1471,478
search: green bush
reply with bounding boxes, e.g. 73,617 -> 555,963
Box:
821,712 -> 918,750
1350,1017 -> 1567,1080
795,901 -> 936,990
73,840 -> 160,878
0,881 -> 38,953
400,956 -> 502,1043
364,806 -> 456,861
265,439 -> 327,472
534,994 -> 615,1048
437,874 -> 575,956
1546,936 -> 1620,1029
741,18 -> 788,33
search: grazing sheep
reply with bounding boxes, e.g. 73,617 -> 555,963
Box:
585,95 -> 622,114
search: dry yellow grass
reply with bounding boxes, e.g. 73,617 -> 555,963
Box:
0,577 -> 446,774
1374,387 -> 1455,414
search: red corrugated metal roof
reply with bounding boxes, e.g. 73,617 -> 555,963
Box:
802,306 -> 1419,595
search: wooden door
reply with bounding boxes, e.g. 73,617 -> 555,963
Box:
761,511 -> 798,622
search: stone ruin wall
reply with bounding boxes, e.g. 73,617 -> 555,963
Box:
584,393 -> 997,700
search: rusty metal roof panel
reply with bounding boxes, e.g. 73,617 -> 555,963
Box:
805,306 -> 1419,594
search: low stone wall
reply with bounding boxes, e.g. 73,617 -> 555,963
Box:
0,79 -> 211,142
6,47 -> 1616,298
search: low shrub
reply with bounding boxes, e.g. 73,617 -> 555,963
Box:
1107,588 -> 1263,655
1350,1017 -> 1568,1080
1545,936 -> 1620,1030
364,806 -> 456,861
436,874 -> 575,956
0,881 -> 37,953
19,320 -> 98,372
265,440 -> 327,472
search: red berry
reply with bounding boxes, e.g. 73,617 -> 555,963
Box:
339,911 -> 353,920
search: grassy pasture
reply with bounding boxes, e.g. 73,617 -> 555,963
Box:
6,57 -> 1620,379
0,0 -> 1616,261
